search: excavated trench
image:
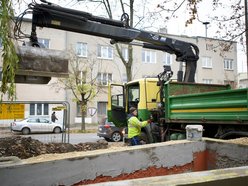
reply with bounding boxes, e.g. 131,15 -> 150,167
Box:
0,138 -> 248,186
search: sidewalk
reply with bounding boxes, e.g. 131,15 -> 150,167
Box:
0,126 -> 12,138
69,123 -> 98,130
0,123 -> 98,137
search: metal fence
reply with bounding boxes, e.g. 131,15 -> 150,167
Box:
0,101 -> 70,144
0,124 -> 69,144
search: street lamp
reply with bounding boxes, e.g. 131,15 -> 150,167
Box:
203,22 -> 210,37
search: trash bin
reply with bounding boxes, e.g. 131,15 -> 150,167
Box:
186,125 -> 203,140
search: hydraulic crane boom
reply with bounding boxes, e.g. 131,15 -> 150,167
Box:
27,2 -> 199,82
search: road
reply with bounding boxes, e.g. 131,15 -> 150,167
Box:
1,124 -> 102,144
1,130 -> 102,144
25,132 -> 102,144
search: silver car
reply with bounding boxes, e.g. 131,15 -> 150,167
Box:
11,118 -> 63,135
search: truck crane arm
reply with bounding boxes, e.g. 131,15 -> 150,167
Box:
27,1 -> 199,82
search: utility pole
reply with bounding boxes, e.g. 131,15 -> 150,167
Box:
245,0 -> 248,74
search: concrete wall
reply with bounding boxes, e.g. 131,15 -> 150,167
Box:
206,138 -> 248,169
90,166 -> 248,186
0,139 -> 247,186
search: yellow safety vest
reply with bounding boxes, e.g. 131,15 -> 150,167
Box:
128,116 -> 148,138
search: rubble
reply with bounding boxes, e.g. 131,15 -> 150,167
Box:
0,136 -> 108,159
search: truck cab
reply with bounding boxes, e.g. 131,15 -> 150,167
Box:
107,78 -> 160,128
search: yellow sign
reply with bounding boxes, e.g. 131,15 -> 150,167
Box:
0,104 -> 25,119
52,108 -> 62,111
56,106 -> 67,110
52,106 -> 67,111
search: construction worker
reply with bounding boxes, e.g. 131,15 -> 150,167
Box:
127,107 -> 151,146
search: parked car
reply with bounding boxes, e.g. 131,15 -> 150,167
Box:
11,117 -> 63,135
97,118 -> 123,142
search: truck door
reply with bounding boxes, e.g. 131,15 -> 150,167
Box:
108,83 -> 126,127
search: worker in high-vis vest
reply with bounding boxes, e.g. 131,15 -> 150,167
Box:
127,107 -> 151,146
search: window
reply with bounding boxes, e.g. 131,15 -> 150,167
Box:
37,103 -> 42,115
97,102 -> 107,115
128,85 -> 139,108
128,86 -> 139,102
97,72 -> 112,85
38,38 -> 50,48
202,79 -> 213,84
78,71 -> 86,84
111,85 -> 124,108
224,59 -> 234,70
76,42 -> 87,57
29,103 -> 49,116
30,104 -> 35,115
0,38 -> 2,48
97,45 -> 113,59
112,94 -> 124,107
28,118 -> 38,123
40,118 -> 49,123
121,47 -> 129,61
44,104 -> 49,115
142,50 -> 156,63
163,52 -> 172,65
202,56 -> 212,68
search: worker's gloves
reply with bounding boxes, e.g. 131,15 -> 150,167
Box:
147,119 -> 152,124
147,115 -> 153,124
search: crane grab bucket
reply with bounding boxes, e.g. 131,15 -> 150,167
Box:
15,46 -> 69,84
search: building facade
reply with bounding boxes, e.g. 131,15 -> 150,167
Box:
0,19 -> 238,125
237,72 -> 248,88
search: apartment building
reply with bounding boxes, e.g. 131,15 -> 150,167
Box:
0,19 -> 238,125
237,72 -> 248,88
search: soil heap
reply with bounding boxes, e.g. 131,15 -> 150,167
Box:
0,136 -> 108,159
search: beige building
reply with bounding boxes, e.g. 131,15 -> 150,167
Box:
0,19 -> 238,125
237,72 -> 248,88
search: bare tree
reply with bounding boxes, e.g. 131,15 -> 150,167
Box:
157,0 -> 247,72
53,50 -> 100,131
77,0 -> 156,81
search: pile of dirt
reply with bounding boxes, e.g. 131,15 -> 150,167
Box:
0,136 -> 108,159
